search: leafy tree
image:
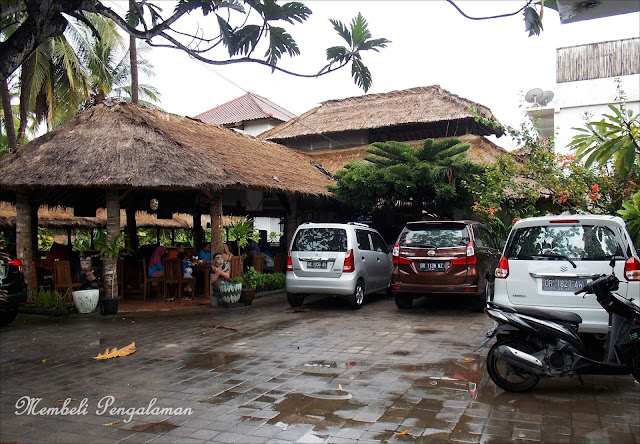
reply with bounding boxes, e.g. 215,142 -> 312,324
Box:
568,84 -> 640,180
469,109 -> 639,238
0,1 -> 389,92
328,138 -> 484,220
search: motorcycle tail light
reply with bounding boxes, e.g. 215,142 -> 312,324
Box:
8,258 -> 23,273
495,256 -> 509,279
624,257 -> 640,281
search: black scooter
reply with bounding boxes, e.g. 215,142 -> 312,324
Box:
476,260 -> 640,392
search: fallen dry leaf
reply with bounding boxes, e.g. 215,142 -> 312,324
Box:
394,429 -> 409,436
93,342 -> 136,360
56,398 -> 79,402
103,420 -> 120,426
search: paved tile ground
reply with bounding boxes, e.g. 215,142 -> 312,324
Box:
1,292 -> 639,443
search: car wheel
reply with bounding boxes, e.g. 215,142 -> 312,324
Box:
287,292 -> 304,307
0,307 -> 18,327
482,278 -> 495,303
349,280 -> 364,310
395,293 -> 413,309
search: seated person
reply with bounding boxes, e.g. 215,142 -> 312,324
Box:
176,243 -> 193,294
148,245 -> 166,277
79,256 -> 100,290
198,243 -> 212,261
210,252 -> 230,295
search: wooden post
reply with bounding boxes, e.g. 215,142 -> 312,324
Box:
209,192 -> 223,255
284,194 -> 298,251
192,211 -> 202,254
125,206 -> 138,253
16,191 -> 34,301
104,189 -> 120,300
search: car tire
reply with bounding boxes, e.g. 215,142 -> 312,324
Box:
349,280 -> 364,310
395,293 -> 413,309
287,292 -> 304,307
0,307 -> 18,327
482,278 -> 494,303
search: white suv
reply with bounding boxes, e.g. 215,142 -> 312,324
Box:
493,214 -> 640,333
286,222 -> 393,309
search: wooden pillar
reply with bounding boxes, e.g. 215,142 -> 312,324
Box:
104,189 -> 120,300
284,194 -> 298,251
16,191 -> 34,301
192,211 -> 203,253
125,206 -> 138,253
29,204 -> 38,259
209,191 -> 223,254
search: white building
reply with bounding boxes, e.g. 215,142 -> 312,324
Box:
527,37 -> 639,153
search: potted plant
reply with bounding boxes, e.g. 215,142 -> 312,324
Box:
98,234 -> 130,315
236,266 -> 262,306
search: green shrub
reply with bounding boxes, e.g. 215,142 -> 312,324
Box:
32,288 -> 71,310
232,269 -> 285,292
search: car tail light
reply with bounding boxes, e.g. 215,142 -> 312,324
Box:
8,258 -> 23,273
624,257 -> 640,281
286,251 -> 293,272
392,243 -> 412,265
495,256 -> 509,279
451,242 -> 476,265
343,249 -> 355,272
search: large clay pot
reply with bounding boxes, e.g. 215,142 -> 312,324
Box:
219,282 -> 242,304
72,289 -> 99,313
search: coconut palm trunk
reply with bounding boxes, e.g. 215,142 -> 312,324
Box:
1,79 -> 17,152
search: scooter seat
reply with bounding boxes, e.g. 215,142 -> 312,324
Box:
488,302 -> 582,325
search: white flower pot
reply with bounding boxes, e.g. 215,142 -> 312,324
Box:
72,289 -> 99,313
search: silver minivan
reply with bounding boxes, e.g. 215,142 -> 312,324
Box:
286,222 -> 393,309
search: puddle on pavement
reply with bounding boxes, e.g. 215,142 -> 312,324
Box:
396,356 -> 484,399
129,421 -> 178,434
203,390 -> 238,405
301,360 -> 358,376
182,351 -> 244,369
267,392 -> 359,431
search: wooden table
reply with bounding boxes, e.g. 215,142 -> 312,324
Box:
192,262 -> 212,300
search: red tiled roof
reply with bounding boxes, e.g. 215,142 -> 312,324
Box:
194,92 -> 296,125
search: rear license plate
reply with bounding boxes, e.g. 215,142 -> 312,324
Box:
542,278 -> 587,292
419,262 -> 445,272
307,261 -> 327,269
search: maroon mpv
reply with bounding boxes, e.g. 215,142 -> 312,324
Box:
391,220 -> 500,309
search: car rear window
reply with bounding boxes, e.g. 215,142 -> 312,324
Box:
292,228 -> 348,252
398,224 -> 470,248
506,225 -> 622,260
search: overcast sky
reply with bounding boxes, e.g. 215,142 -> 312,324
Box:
108,1 -> 640,150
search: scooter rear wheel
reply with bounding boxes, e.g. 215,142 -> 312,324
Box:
631,344 -> 640,383
486,337 -> 541,392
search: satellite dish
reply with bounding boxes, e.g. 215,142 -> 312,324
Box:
540,90 -> 554,106
525,88 -> 544,104
525,88 -> 554,107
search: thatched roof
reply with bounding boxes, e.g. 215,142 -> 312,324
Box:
0,101 -> 332,203
308,135 -> 508,174
260,85 -> 503,141
0,203 -> 239,230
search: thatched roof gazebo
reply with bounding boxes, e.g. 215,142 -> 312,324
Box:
0,101 -> 334,299
260,85 -> 503,148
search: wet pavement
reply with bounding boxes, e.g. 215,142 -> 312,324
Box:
1,292 -> 639,443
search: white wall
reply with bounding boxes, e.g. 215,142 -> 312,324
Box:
553,74 -> 640,153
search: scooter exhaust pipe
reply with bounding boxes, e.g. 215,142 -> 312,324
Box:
494,345 -> 545,375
